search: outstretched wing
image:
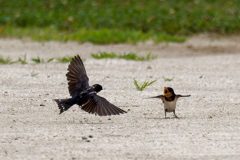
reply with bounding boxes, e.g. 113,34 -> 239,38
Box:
66,55 -> 89,97
81,95 -> 127,116
176,95 -> 191,98
149,95 -> 164,100
176,95 -> 191,100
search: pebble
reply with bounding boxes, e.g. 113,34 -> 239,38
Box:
82,137 -> 87,140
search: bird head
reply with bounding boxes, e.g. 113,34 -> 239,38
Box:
93,84 -> 103,92
164,87 -> 175,98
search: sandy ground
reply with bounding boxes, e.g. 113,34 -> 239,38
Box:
0,35 -> 240,160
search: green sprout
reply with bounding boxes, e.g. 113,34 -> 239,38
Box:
0,55 -> 16,64
17,54 -> 28,64
31,72 -> 39,77
91,52 -> 157,61
56,56 -> 73,63
133,79 -> 156,91
31,57 -> 54,63
163,77 -> 174,81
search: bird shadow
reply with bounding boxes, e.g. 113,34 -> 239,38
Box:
145,117 -> 183,120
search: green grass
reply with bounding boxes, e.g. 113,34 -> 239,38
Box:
17,54 -> 28,64
31,57 -> 54,63
1,1 -> 240,44
163,77 -> 174,81
133,79 -> 157,91
56,56 -> 73,63
91,52 -> 157,61
0,55 -> 16,64
1,27 -> 186,44
31,72 -> 39,77
0,55 -> 84,64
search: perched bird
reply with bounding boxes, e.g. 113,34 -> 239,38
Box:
54,55 -> 127,116
149,87 -> 190,118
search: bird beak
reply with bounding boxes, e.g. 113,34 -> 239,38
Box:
164,87 -> 168,94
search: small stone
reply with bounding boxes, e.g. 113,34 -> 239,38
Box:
108,118 -> 111,120
40,104 -> 45,106
82,136 -> 87,140
89,135 -> 93,138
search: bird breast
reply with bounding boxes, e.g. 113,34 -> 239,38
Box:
163,100 -> 177,112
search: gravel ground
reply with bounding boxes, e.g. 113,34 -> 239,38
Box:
0,35 -> 240,160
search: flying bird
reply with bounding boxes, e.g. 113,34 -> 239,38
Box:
149,87 -> 190,118
54,55 -> 127,116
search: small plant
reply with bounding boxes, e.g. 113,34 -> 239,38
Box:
31,57 -> 54,63
91,52 -> 117,59
17,54 -> 28,64
91,52 -> 157,61
31,72 -> 39,77
133,79 -> 156,91
56,56 -> 73,63
0,55 -> 16,64
47,58 -> 54,62
163,77 -> 174,81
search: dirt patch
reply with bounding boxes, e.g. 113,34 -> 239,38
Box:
1,34 -> 240,59
0,35 -> 240,160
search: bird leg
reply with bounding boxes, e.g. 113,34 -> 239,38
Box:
165,109 -> 167,119
173,110 -> 179,119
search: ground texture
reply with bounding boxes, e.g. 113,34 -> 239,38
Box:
0,35 -> 240,159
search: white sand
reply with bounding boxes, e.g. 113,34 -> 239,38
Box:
0,35 -> 240,159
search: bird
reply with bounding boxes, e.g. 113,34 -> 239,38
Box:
54,55 -> 127,116
149,87 -> 190,118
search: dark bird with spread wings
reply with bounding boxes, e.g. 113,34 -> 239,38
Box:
149,87 -> 190,118
54,55 -> 127,116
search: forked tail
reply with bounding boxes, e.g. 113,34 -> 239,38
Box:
54,99 -> 75,114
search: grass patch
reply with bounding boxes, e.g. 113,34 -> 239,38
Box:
31,72 -> 39,77
134,79 -> 156,91
1,1 -> 239,43
163,77 -> 174,81
17,54 -> 28,64
0,55 -> 16,64
91,52 -> 157,61
0,55 -> 83,64
56,56 -> 73,63
31,57 -> 54,63
1,27 -> 185,44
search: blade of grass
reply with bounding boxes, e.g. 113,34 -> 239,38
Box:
0,55 -> 16,64
17,54 -> 28,64
134,79 -> 157,91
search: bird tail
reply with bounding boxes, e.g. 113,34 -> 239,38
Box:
54,99 -> 75,114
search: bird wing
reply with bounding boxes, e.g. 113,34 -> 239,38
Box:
66,55 -> 89,97
176,95 -> 191,98
81,95 -> 127,116
175,95 -> 191,100
149,95 -> 164,100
